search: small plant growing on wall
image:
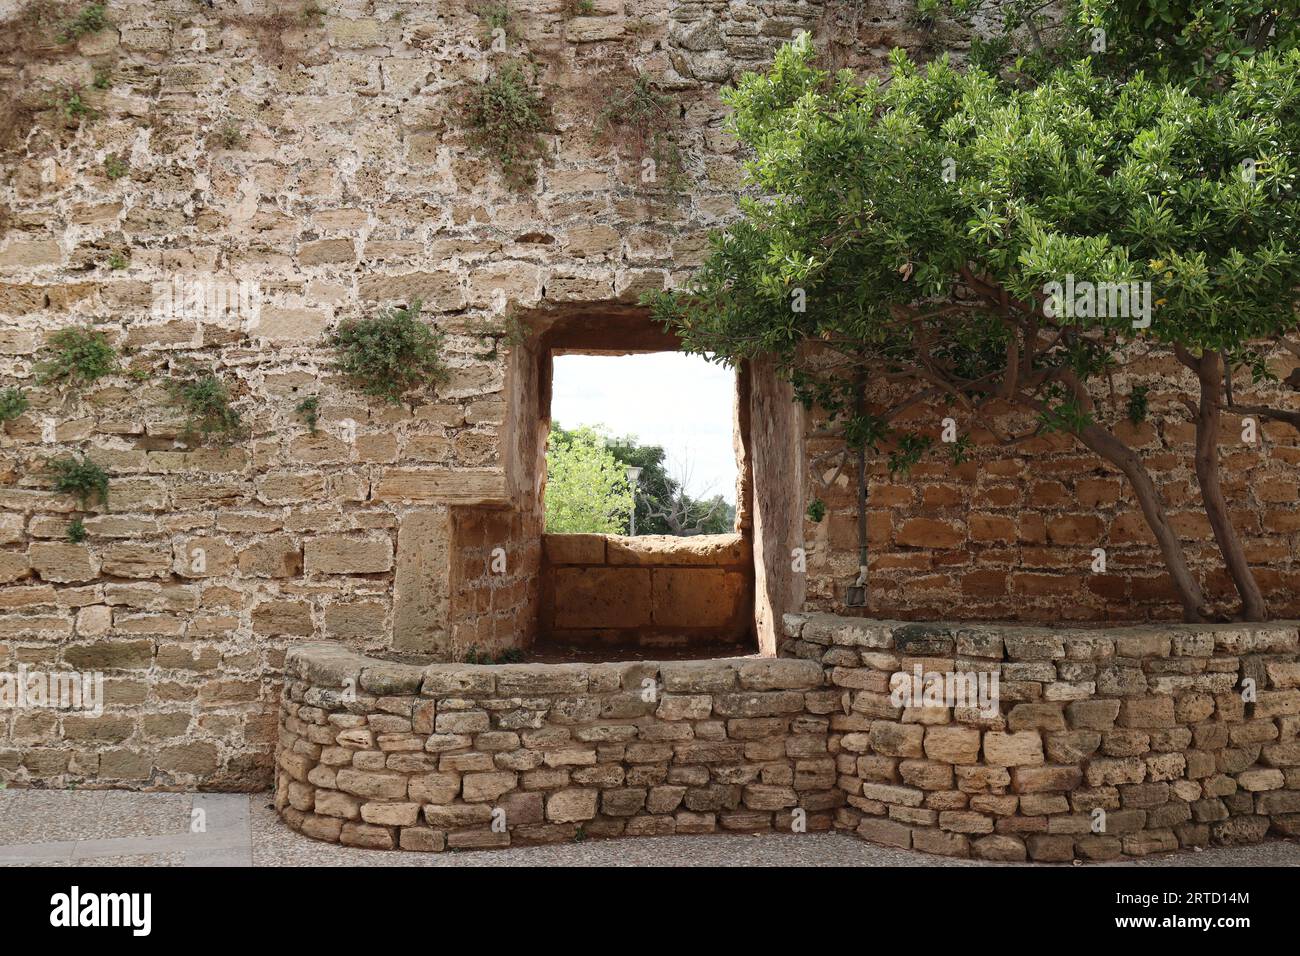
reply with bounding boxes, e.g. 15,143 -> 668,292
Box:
103,152 -> 127,179
459,60 -> 549,191
36,327 -> 117,389
473,1 -> 517,49
166,369 -> 245,444
56,2 -> 108,44
597,72 -> 685,193
294,395 -> 319,433
66,517 -> 87,543
328,300 -> 448,405
53,84 -> 95,123
212,121 -> 244,149
47,454 -> 109,510
0,386 -> 29,425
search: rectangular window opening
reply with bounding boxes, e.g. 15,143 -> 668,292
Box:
538,349 -> 757,659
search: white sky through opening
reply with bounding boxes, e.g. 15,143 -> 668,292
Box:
550,352 -> 738,504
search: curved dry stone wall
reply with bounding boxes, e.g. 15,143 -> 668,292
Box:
277,614 -> 1300,858
785,614 -> 1300,861
276,643 -> 838,850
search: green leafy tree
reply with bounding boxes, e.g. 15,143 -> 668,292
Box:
650,34 -> 1300,621
544,426 -> 635,533
1080,0 -> 1300,88
556,425 -> 736,535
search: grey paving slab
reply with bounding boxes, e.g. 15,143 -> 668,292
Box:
184,793 -> 252,867
0,790 -> 1298,867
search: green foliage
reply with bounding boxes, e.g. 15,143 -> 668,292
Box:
92,66 -> 111,90
598,73 -> 685,191
54,85 -> 94,122
47,455 -> 109,509
66,517 -> 87,543
1126,384 -> 1151,424
806,498 -> 826,523
460,60 -> 549,190
103,152 -> 127,179
1079,0 -> 1300,88
36,327 -> 117,388
544,426 -> 635,534
563,0 -> 595,16
107,251 -> 126,270
651,36 -> 1300,450
295,395 -> 320,433
167,370 -> 245,444
475,1 -> 513,39
0,387 -> 28,423
328,301 -> 448,405
57,2 -> 108,43
554,424 -> 735,535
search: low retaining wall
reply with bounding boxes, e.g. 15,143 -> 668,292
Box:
276,645 -> 836,851
539,533 -> 754,650
785,614 -> 1300,860
276,616 -> 1300,859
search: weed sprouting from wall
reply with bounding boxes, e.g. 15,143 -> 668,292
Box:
103,152 -> 127,179
0,387 -> 29,424
212,121 -> 244,149
36,327 -> 118,389
328,301 -> 449,405
459,60 -> 549,191
47,454 -> 110,509
294,395 -> 320,433
597,72 -> 685,193
0,2 -> 107,150
166,369 -> 246,444
55,1 -> 107,43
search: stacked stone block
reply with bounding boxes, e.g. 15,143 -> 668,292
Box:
276,643 -> 838,850
783,613 -> 1300,861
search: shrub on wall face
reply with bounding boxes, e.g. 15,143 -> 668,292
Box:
327,301 -> 449,405
459,60 -> 550,191
35,327 -> 117,389
166,369 -> 246,445
47,454 -> 109,510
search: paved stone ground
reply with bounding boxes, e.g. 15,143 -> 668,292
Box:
1,790 -> 1298,866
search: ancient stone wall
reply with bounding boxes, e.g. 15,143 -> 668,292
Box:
784,614 -> 1300,860
540,532 -> 753,651
275,642 -> 837,849
2,1 -> 1300,792
276,618 -> 1300,857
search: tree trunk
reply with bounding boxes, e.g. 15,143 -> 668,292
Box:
1069,421 -> 1210,622
1187,350 -> 1268,621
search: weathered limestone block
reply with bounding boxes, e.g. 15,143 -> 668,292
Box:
983,732 -> 1044,767
305,535 -> 394,575
546,788 -> 599,823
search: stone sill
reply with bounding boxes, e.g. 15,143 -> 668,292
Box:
283,642 -> 789,698
542,532 -> 750,567
782,614 -> 1300,660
